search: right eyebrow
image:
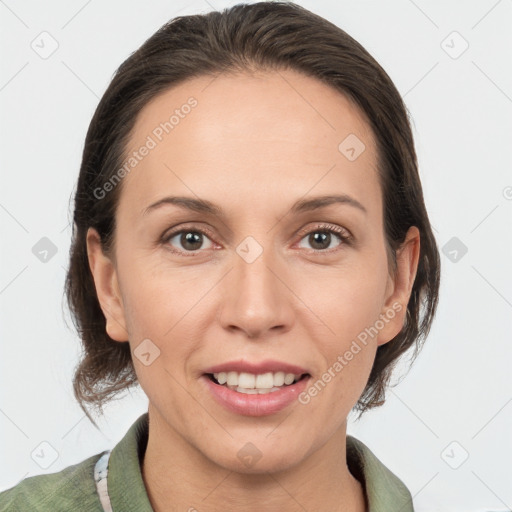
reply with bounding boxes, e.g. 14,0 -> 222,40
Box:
142,196 -> 222,217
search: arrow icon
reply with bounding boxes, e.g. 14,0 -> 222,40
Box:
31,441 -> 59,469
30,31 -> 59,60
442,236 -> 467,263
338,134 -> 365,161
237,442 -> 263,467
236,236 -> 263,263
440,31 -> 469,60
134,339 -> 161,366
32,237 -> 58,262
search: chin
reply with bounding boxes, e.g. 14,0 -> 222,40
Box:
204,438 -> 308,475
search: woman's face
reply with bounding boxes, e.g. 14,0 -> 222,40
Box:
88,69 -> 419,473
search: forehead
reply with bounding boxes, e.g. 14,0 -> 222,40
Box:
118,69 -> 380,221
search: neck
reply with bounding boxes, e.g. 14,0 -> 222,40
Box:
141,406 -> 367,512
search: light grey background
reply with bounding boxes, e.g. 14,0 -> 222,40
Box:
1,1 -> 511,510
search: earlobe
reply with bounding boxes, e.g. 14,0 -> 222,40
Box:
86,227 -> 128,342
377,226 -> 421,346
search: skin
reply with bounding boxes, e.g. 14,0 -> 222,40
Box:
87,68 -> 420,512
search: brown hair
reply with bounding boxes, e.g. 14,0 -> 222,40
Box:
66,1 -> 440,424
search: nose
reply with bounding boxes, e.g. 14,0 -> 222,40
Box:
217,244 -> 294,339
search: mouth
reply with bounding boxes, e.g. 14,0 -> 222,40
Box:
201,364 -> 312,416
205,371 -> 310,395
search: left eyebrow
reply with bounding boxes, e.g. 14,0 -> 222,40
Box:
290,194 -> 367,215
141,193 -> 367,218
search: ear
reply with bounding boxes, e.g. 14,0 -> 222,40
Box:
86,227 -> 128,342
376,226 -> 420,346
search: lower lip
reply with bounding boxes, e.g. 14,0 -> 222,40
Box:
201,375 -> 310,416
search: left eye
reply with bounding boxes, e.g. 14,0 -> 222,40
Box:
297,228 -> 349,252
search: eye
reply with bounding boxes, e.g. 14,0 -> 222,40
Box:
162,226 -> 216,255
296,223 -> 352,253
161,223 -> 353,256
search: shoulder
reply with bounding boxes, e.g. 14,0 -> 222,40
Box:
0,413 -> 151,512
0,452 -> 104,512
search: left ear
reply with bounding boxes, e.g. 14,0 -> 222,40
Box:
377,226 -> 421,346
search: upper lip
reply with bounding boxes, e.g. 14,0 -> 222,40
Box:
203,359 -> 309,375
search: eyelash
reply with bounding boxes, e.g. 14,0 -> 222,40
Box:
160,223 -> 353,257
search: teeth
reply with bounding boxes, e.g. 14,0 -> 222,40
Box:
255,372 -> 274,389
273,371 -> 285,386
238,373 -> 255,388
212,371 -> 303,389
284,373 -> 295,385
227,371 -> 238,386
234,385 -> 282,394
236,387 -> 259,394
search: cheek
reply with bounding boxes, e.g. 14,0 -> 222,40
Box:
299,258 -> 389,339
118,254 -> 203,336
117,259 -> 215,383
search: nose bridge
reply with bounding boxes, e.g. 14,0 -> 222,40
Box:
219,235 -> 292,337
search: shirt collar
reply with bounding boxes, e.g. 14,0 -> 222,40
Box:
346,434 -> 414,511
107,413 -> 153,512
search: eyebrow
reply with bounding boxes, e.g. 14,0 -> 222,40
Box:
142,193 -> 367,217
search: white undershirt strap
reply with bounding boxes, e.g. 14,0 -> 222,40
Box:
94,450 -> 113,512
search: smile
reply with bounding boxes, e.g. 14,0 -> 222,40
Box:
208,371 -> 307,394
201,361 -> 311,416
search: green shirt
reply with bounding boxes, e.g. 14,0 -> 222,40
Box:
0,413 -> 414,511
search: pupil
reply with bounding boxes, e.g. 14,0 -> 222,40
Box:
310,232 -> 329,250
182,232 -> 202,250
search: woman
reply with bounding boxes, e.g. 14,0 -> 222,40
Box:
0,2 -> 440,511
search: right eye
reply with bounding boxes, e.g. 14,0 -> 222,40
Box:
161,226 -> 216,256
